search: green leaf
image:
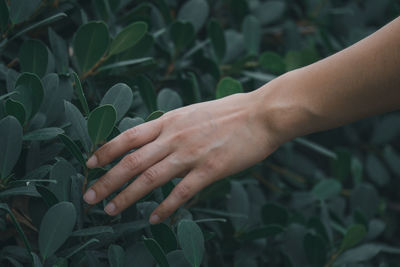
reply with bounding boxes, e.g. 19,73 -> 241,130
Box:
350,183 -> 380,220
366,153 -> 390,187
0,0 -> 9,33
109,21 -> 148,56
170,21 -> 195,52
177,220 -> 205,267
39,202 -> 76,259
157,88 -> 183,112
0,116 -> 23,179
259,51 -> 286,75
97,57 -> 153,72
36,185 -> 59,207
65,238 -> 99,259
58,134 -> 86,168
261,203 -> 289,226
239,225 -> 284,241
151,223 -> 178,253
227,181 -> 249,231
340,224 -> 367,251
254,1 -> 286,25
242,15 -> 261,55
31,252 -> 43,267
0,184 -> 40,198
9,0 -> 41,24
73,21 -> 109,73
64,101 -> 92,152
0,91 -> 18,102
23,127 -> 64,141
143,237 -> 170,267
71,72 -> 89,116
216,77 -> 243,99
12,73 -> 44,120
335,243 -> 400,265
101,83 -> 133,121
48,159 -> 76,201
304,233 -> 327,267
119,117 -> 144,132
19,40 -> 48,77
166,250 -> 192,267
48,28 -> 69,74
312,179 -> 342,201
134,75 -> 157,112
207,19 -> 226,61
87,104 -> 117,146
108,244 -> 125,267
71,226 -> 114,237
177,0 -> 209,32
5,98 -> 26,125
145,110 -> 164,122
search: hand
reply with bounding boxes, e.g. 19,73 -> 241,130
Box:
83,91 -> 281,224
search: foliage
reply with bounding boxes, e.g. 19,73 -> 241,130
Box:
0,0 -> 399,266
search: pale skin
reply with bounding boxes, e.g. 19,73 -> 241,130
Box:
83,16 -> 400,224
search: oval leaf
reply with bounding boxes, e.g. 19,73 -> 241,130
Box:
340,224 -> 367,252
207,19 -> 226,61
5,98 -> 26,125
19,39 -> 48,77
151,223 -> 178,253
312,179 -> 342,201
157,88 -> 183,112
101,83 -> 133,121
23,127 -> 64,141
216,77 -> 243,99
0,116 -> 23,179
177,0 -> 209,32
109,21 -> 148,56
177,220 -> 205,267
143,237 -> 170,267
87,104 -> 117,145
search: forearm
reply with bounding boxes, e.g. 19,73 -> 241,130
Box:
252,17 -> 400,144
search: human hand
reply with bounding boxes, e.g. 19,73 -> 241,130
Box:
83,91 -> 281,224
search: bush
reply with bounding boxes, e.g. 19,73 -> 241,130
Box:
0,0 -> 400,266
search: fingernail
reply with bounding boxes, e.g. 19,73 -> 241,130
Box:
149,214 -> 160,224
86,155 -> 98,168
104,202 -> 116,215
83,189 -> 96,203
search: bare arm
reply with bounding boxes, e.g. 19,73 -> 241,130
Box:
83,17 -> 400,225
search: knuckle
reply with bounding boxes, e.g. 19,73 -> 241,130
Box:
174,183 -> 191,200
141,168 -> 159,186
120,154 -> 140,171
124,127 -> 140,142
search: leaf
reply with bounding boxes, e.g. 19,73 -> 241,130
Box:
207,19 -> 226,61
134,75 -> 157,112
12,73 -> 44,120
145,110 -> 165,122
36,185 -> 59,207
23,127 -> 64,141
366,153 -> 390,187
151,223 -> 178,253
101,83 -> 133,121
143,237 -> 170,267
253,1 -> 286,25
227,181 -> 249,231
0,91 -> 18,102
350,183 -> 380,220
71,72 -> 89,116
242,15 -> 261,55
0,184 -> 40,198
87,105 -> 117,145
312,179 -> 342,201
157,88 -> 183,112
259,51 -> 286,75
5,98 -> 26,125
109,21 -> 148,56
119,117 -> 144,132
0,0 -> 9,33
97,57 -> 153,72
58,134 -> 86,168
261,203 -> 289,226
340,224 -> 367,252
166,250 -> 192,267
170,21 -> 195,52
73,21 -> 109,73
31,252 -> 43,267
71,226 -> 114,237
64,101 -> 92,152
177,0 -> 209,32
65,238 -> 99,259
335,243 -> 400,265
39,202 -> 76,259
48,159 -> 76,201
0,116 -> 23,179
177,220 -> 205,267
108,244 -> 125,267
239,225 -> 284,241
216,77 -> 243,99
303,233 -> 327,267
19,39 -> 48,77
48,28 -> 69,74
9,0 -> 41,24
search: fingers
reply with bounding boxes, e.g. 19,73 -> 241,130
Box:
149,169 -> 210,224
86,119 -> 162,168
83,141 -> 170,205
103,154 -> 187,216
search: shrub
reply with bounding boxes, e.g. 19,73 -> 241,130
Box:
0,0 -> 400,266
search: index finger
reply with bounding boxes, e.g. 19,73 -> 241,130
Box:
86,119 -> 162,168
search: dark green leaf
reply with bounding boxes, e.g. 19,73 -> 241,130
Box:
259,51 -> 286,74
101,83 -> 133,121
366,153 -> 390,186
58,134 -> 86,168
216,77 -> 243,99
73,21 -> 109,73
227,181 -> 249,231
19,40 -> 48,77
145,110 -> 164,122
157,88 -> 183,112
0,0 -> 9,33
312,179 -> 342,201
12,73 -> 44,120
143,237 -> 170,267
119,117 -> 144,132
109,21 -> 148,56
71,72 -> 90,116
97,57 -> 153,72
39,202 -> 76,259
71,226 -> 114,237
242,15 -> 261,55
0,91 -> 18,102
304,233 -> 327,267
340,224 -> 367,251
166,250 -> 192,267
65,238 -> 99,259
0,185 -> 40,198
170,21 -> 195,52
261,203 -> 289,226
36,185 -> 59,207
64,101 -> 92,152
177,220 -> 204,267
151,223 -> 178,253
87,104 -> 117,145
0,116 -> 23,179
9,0 -> 40,24
177,0 -> 209,32
254,1 -> 286,25
207,19 -> 226,61
23,127 -> 64,141
48,159 -> 76,201
108,244 -> 125,267
350,183 -> 380,220
48,28 -> 69,74
134,75 -> 157,112
5,98 -> 26,125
